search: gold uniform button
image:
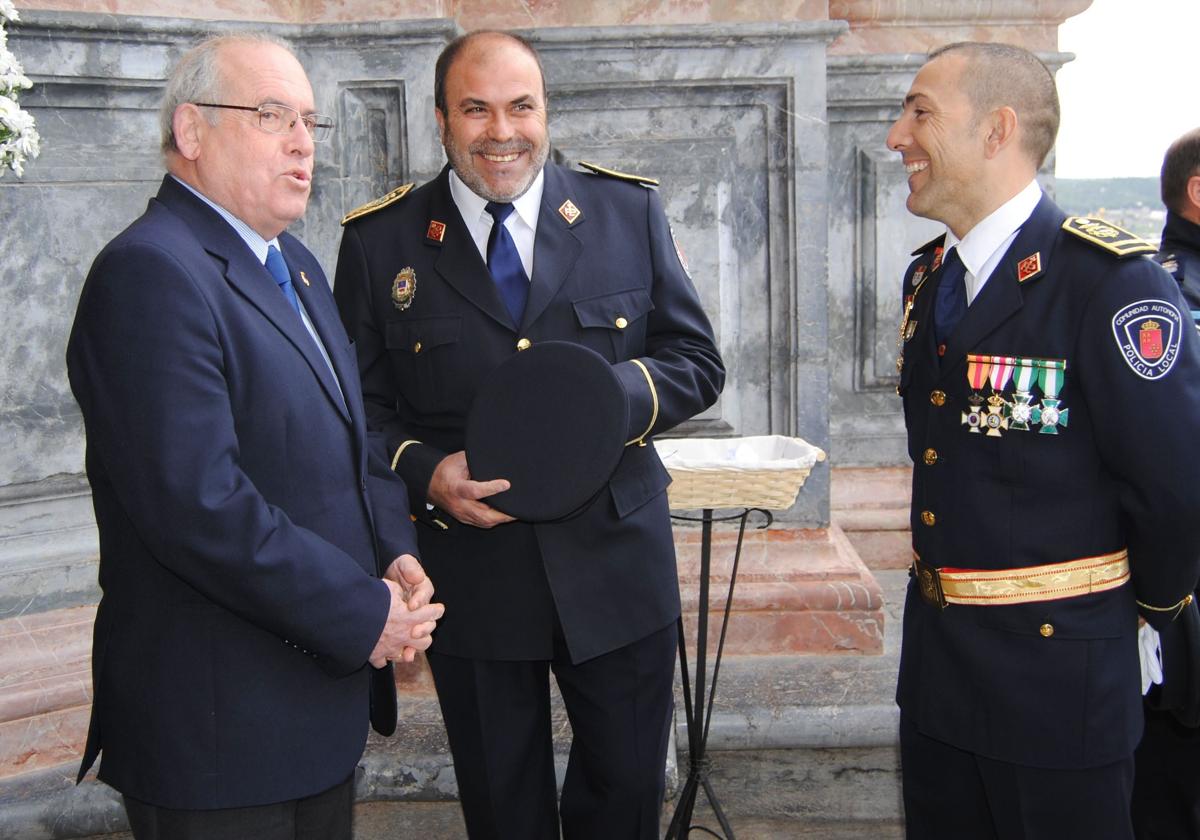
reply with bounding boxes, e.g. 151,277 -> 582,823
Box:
920,510 -> 936,527
615,316 -> 628,329
923,448 -> 938,466
413,341 -> 422,354
1186,594 -> 1196,607
516,338 -> 532,351
930,390 -> 947,407
1039,623 -> 1055,638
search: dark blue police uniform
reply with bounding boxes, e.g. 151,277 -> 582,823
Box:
334,161 -> 724,839
1156,210 -> 1200,315
896,193 -> 1200,838
1131,209 -> 1200,840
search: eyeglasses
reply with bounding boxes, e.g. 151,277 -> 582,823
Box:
194,102 -> 335,143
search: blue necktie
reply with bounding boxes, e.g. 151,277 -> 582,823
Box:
933,247 -> 967,345
266,245 -> 302,316
485,202 -> 529,327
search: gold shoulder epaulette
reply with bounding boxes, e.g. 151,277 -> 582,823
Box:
578,161 -> 659,187
911,234 -> 946,257
1062,216 -> 1157,258
340,183 -> 414,226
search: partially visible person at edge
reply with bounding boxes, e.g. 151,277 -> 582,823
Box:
887,41 -> 1200,839
66,32 -> 443,839
1155,127 -> 1200,317
334,29 -> 724,840
1130,125 -> 1200,840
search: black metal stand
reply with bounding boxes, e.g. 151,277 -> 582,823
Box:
665,507 -> 772,840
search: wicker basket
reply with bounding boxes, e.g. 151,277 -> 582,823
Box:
653,435 -> 827,510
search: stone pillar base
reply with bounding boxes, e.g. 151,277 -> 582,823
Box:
675,523 -> 884,656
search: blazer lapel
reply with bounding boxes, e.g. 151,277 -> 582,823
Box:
281,245 -> 356,426
940,194 -> 1065,377
427,170 -> 517,331
154,178 -> 352,424
522,163 -> 583,331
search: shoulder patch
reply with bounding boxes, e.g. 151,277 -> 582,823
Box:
1062,216 -> 1157,258
578,161 -> 659,187
341,183 -> 414,226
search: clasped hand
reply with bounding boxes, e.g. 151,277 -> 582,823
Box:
368,554 -> 445,668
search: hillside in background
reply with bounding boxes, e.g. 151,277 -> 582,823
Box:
1053,177 -> 1164,243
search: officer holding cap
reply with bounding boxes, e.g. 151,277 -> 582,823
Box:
334,29 -> 723,840
888,43 -> 1200,837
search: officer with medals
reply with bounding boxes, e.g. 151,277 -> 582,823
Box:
888,42 -> 1200,838
1131,125 -> 1200,840
333,30 -> 724,840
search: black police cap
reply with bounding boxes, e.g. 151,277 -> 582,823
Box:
465,341 -> 628,522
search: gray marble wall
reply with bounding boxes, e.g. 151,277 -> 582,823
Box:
0,12 -> 847,614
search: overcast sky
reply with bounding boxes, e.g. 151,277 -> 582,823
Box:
1055,0 -> 1200,179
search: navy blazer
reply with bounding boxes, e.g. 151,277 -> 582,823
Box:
67,176 -> 419,809
335,162 -> 724,664
896,194 -> 1200,769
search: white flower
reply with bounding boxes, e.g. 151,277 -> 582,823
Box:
0,5 -> 38,178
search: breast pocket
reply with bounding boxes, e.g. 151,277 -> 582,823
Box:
572,288 -> 654,361
384,315 -> 463,413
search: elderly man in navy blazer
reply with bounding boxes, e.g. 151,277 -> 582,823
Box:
66,33 -> 444,839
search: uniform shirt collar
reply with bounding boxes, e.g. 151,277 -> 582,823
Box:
448,167 -> 544,274
448,167 -> 545,239
944,179 -> 1042,303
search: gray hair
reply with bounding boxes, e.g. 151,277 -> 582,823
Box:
159,32 -> 293,155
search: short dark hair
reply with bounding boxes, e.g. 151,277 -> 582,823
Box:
1161,128 -> 1200,214
434,30 -> 548,115
928,41 -> 1060,169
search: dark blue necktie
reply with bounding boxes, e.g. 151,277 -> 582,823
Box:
485,202 -> 529,327
933,247 -> 967,345
266,245 -> 302,316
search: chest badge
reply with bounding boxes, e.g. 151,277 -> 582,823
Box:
426,220 -> 447,243
392,267 -> 417,311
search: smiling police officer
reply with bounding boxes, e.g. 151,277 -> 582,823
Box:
888,42 -> 1200,839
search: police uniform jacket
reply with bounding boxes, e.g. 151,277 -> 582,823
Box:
896,193 -> 1200,769
1156,210 -> 1200,313
335,162 -> 724,664
66,176 -> 419,808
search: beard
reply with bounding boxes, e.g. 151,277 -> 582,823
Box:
442,131 -> 550,204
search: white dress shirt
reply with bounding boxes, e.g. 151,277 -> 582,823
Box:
448,167 -> 544,281
944,179 -> 1043,305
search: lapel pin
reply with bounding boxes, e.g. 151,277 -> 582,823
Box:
558,199 -> 581,225
426,220 -> 446,243
1017,252 -> 1042,283
299,270 -> 311,287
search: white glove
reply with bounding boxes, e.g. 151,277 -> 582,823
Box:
1139,622 -> 1163,695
